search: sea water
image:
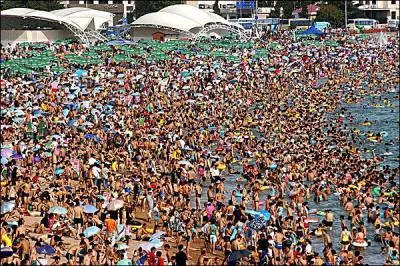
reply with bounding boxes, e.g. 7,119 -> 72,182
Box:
193,85 -> 398,264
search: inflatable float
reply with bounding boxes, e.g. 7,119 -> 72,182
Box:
352,241 -> 368,248
314,230 -> 324,237
305,218 -> 319,223
216,162 -> 227,171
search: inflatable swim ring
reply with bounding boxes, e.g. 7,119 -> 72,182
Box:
349,185 -> 359,190
269,164 -> 277,170
113,133 -> 125,148
236,178 -> 246,182
259,186 -> 269,191
305,218 -> 319,223
315,230 -> 323,237
317,211 -> 326,216
362,122 -> 372,126
216,162 -> 227,171
145,228 -> 154,234
380,131 -> 388,138
352,241 -> 368,248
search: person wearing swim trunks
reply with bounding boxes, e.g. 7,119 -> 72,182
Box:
325,209 -> 334,230
274,227 -> 285,262
73,200 -> 84,238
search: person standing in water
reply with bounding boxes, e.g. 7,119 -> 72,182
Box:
340,226 -> 352,251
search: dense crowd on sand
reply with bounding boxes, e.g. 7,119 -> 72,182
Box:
0,29 -> 399,266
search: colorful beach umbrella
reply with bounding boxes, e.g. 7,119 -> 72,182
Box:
84,226 -> 100,238
1,201 -> 16,215
48,206 -> 68,215
37,245 -> 56,255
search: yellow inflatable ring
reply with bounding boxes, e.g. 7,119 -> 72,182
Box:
145,228 -> 154,234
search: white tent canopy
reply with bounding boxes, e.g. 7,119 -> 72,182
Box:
131,4 -> 245,38
1,8 -> 82,30
1,7 -> 113,44
51,7 -> 114,31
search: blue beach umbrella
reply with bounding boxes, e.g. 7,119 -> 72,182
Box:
117,259 -> 132,265
83,205 -> 98,214
11,153 -> 23,160
55,168 -> 64,175
49,206 -> 67,215
258,210 -> 271,221
1,201 -> 16,215
1,158 -> 8,165
84,226 -> 100,238
37,245 -> 56,255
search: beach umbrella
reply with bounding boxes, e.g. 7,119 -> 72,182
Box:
83,205 -> 98,214
139,241 -> 163,251
244,210 -> 260,216
14,109 -> 25,116
84,134 -> 101,142
228,250 -> 251,262
55,168 -> 64,175
247,217 -> 267,231
108,199 -> 124,211
1,148 -> 13,158
1,158 -> 8,165
37,245 -> 56,255
149,231 -> 167,242
11,153 -> 23,160
84,226 -> 101,238
258,210 -> 271,220
117,259 -> 133,266
178,160 -> 192,166
1,201 -> 15,215
49,206 -> 68,215
0,247 -> 13,258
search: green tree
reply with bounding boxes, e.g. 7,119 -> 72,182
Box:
258,0 -> 275,7
269,1 -> 293,19
325,0 -> 366,19
213,0 -> 221,16
134,0 -> 182,19
127,12 -> 135,23
316,3 -> 345,28
1,0 -> 63,11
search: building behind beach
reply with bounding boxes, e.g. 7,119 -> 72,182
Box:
352,0 -> 399,23
60,0 -> 135,23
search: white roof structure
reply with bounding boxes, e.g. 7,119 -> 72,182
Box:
159,4 -> 226,27
1,7 -> 112,43
1,8 -> 82,29
131,4 -> 246,39
51,7 -> 114,31
132,12 -> 202,33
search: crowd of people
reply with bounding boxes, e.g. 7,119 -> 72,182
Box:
0,28 -> 399,266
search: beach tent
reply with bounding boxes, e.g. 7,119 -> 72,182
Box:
300,26 -> 325,36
